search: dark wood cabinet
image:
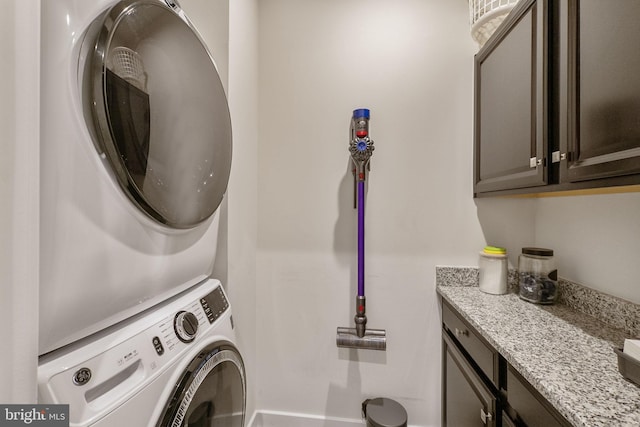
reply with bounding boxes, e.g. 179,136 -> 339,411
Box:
505,365 -> 570,427
501,411 -> 517,427
442,301 -> 499,427
558,0 -> 640,184
474,0 -> 550,194
443,332 -> 497,427
441,300 -> 572,427
474,0 -> 640,196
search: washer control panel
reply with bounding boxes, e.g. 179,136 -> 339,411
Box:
199,285 -> 229,324
153,285 -> 229,353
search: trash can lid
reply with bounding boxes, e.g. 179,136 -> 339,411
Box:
364,398 -> 408,427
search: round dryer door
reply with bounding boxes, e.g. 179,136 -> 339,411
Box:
158,344 -> 246,427
86,0 -> 231,228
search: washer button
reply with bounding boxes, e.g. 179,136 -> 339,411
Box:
152,336 -> 164,355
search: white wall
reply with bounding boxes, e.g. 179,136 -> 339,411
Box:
228,0 -> 259,420
535,193 -> 640,304
0,0 -> 40,403
256,1 -> 483,425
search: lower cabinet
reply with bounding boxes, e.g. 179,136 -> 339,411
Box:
441,300 -> 572,427
442,331 -> 497,427
501,411 -> 517,427
505,365 -> 570,427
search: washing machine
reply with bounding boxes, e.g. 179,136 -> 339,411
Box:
39,0 -> 232,355
38,278 -> 245,427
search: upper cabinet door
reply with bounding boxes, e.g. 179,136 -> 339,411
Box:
560,0 -> 640,182
474,0 -> 549,195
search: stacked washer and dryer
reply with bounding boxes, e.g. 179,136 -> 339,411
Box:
37,1 -> 245,425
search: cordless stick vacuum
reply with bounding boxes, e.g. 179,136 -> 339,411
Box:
336,109 -> 386,351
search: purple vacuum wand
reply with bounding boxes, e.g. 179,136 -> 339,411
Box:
357,181 -> 366,298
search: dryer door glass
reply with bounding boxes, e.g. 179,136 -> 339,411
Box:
87,0 -> 231,228
158,346 -> 246,427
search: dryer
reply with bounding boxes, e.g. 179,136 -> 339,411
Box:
40,0 -> 232,354
38,278 -> 245,427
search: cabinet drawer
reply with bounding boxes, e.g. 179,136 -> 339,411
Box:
442,301 -> 498,385
507,364 -> 571,426
502,411 -> 517,427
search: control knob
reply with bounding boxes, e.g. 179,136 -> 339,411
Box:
174,311 -> 199,343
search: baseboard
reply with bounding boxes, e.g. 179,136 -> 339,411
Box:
247,410 -> 364,427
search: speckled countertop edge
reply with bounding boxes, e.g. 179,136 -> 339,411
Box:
436,266 -> 640,427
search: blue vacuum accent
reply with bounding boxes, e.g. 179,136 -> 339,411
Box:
353,108 -> 370,119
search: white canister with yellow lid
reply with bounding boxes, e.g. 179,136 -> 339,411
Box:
479,246 -> 508,295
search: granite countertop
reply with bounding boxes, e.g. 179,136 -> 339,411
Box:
437,274 -> 640,427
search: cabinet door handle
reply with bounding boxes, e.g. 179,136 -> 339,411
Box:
455,328 -> 468,337
553,151 -> 569,163
529,156 -> 544,168
481,408 -> 493,424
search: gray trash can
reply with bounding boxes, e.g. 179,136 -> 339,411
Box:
363,397 -> 408,427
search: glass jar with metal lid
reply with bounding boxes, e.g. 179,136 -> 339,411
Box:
518,247 -> 558,304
